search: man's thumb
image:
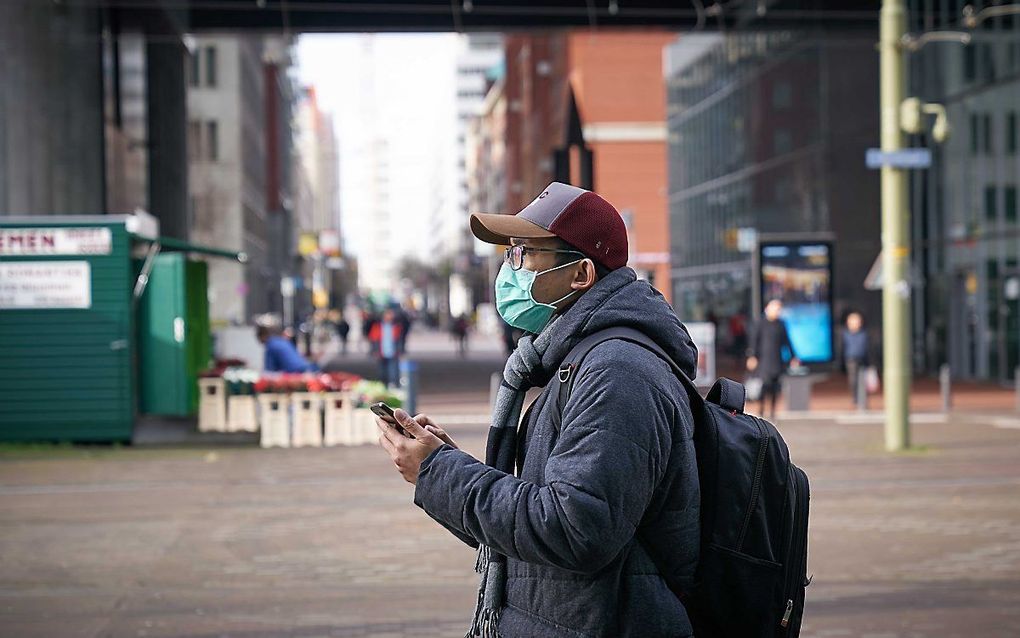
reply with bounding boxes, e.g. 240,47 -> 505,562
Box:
393,409 -> 426,438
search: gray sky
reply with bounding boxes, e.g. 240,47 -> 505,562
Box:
296,34 -> 459,277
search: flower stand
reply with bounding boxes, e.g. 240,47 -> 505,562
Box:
291,392 -> 323,447
198,378 -> 227,432
258,394 -> 290,448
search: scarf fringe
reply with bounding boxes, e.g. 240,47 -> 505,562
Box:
465,607 -> 502,638
474,545 -> 489,573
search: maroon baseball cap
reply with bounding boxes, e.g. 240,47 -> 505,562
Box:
470,182 -> 628,271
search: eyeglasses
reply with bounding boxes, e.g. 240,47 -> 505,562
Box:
503,244 -> 585,271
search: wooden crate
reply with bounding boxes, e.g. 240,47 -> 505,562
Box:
258,394 -> 290,448
323,392 -> 354,446
198,378 -> 227,432
226,395 -> 258,432
291,392 -> 323,447
352,408 -> 381,445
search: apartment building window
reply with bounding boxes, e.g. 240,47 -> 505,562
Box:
188,52 -> 200,87
187,120 -> 202,161
970,113 -> 979,155
984,114 -> 993,153
1006,186 -> 1018,224
964,45 -> 977,82
1008,112 -> 1017,155
772,81 -> 792,109
206,121 -> 218,160
981,44 -> 996,82
984,185 -> 997,222
773,128 -> 792,155
205,46 -> 217,87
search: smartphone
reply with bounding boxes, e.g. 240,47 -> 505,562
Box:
370,402 -> 407,436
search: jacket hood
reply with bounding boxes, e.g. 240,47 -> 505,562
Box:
560,267 -> 699,379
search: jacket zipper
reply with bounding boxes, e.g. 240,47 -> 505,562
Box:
736,416 -> 769,550
781,599 -> 793,627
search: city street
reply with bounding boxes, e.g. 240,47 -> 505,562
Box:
2,333 -> 1020,637
3,3 -> 1019,636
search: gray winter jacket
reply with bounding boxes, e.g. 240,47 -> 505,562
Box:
414,276 -> 700,637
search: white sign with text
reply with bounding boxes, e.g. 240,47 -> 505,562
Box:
0,261 -> 92,309
685,321 -> 717,386
0,227 -> 112,255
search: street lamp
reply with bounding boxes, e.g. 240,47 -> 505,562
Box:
899,97 -> 951,143
963,3 -> 1020,28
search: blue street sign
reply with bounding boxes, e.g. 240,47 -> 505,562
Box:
866,148 -> 932,169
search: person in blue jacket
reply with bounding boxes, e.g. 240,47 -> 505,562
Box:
257,325 -> 317,373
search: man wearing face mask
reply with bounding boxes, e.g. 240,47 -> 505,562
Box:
376,182 -> 701,638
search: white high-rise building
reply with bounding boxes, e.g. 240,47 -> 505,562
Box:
449,34 -> 504,258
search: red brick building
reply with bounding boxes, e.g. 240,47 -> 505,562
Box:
501,31 -> 674,301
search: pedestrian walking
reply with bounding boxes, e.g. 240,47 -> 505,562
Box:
451,314 -> 470,357
332,310 -> 350,356
747,299 -> 799,419
368,308 -> 403,388
375,182 -> 701,637
395,305 -> 412,353
361,309 -> 377,354
841,311 -> 870,405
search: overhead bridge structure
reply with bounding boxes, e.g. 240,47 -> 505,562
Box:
1,0 -> 882,234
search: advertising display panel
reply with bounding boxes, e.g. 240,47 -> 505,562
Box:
756,239 -> 834,363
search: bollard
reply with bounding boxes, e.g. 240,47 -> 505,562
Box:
1015,366 -> 1020,413
939,363 -> 952,413
856,366 -> 868,411
490,372 -> 502,413
400,359 -> 418,416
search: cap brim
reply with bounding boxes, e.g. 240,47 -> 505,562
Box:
470,213 -> 556,245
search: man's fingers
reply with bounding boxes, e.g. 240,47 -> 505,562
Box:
376,417 -> 405,446
393,409 -> 426,437
425,424 -> 456,448
394,409 -> 442,445
378,431 -> 396,455
413,413 -> 436,428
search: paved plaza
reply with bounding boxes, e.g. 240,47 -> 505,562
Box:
2,333 -> 1019,637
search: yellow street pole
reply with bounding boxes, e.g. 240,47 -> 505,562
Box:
880,0 -> 911,451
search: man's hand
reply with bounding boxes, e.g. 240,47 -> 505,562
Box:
411,413 -> 459,449
377,409 -> 446,484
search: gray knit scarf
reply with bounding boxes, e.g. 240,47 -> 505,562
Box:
465,267 -> 637,638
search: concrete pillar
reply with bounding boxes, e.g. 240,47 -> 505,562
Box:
0,1 -> 104,215
146,38 -> 188,238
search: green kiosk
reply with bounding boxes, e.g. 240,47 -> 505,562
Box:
0,214 -> 245,442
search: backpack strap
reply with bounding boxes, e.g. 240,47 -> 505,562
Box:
555,326 -> 705,421
706,378 -> 745,414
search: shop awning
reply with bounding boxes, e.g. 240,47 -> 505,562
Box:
132,235 -> 248,263
130,235 -> 247,302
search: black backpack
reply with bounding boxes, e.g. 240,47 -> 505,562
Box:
555,326 -> 811,637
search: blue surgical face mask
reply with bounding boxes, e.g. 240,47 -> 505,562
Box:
495,259 -> 582,334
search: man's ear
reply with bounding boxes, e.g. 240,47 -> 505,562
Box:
570,259 -> 598,291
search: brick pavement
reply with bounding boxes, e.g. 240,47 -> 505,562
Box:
2,411 -> 1020,637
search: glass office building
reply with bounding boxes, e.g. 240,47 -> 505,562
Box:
666,12 -> 1019,383
907,1 -> 1020,382
665,32 -> 882,350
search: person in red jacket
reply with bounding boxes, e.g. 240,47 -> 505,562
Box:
368,308 -> 404,388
